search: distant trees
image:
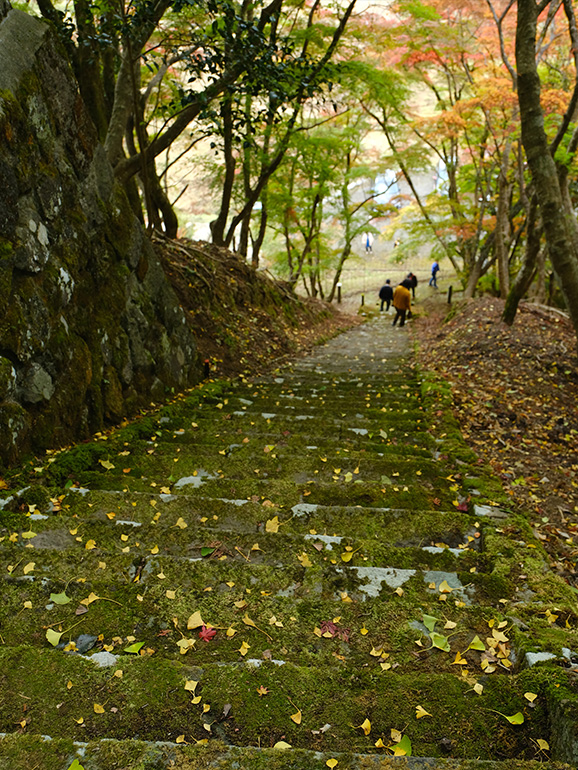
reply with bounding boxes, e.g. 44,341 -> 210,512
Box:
27,0 -> 578,329
31,0 -> 357,238
355,0 -> 578,323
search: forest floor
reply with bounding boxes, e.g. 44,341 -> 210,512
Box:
414,295 -> 578,591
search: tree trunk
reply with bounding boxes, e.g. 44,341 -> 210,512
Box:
463,258 -> 484,298
503,197 -> 540,325
516,0 -> 578,345
327,243 -> 351,302
73,0 -> 109,141
210,98 -> 236,246
531,245 -> 547,303
496,140 -> 512,298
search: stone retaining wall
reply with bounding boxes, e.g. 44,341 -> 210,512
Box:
0,5 -> 199,464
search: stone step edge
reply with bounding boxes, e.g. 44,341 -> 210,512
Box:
0,734 -> 573,769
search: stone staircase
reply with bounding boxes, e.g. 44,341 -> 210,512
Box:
1,318 -> 577,770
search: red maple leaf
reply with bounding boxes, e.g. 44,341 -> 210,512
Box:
199,625 -> 217,642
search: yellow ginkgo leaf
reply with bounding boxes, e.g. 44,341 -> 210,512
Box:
192,695 -> 202,704
93,703 -> 105,714
473,683 -> 484,695
390,728 -> 402,742
360,718 -> 371,736
265,516 -> 280,533
438,580 -> 453,593
524,692 -> 538,703
298,552 -> 312,567
273,741 -> 292,750
341,551 -> 354,563
184,680 -> 198,692
23,562 -> 35,574
113,669 -> 123,679
537,739 -> 549,751
74,716 -> 84,724
187,611 -> 205,629
150,545 -> 159,554
452,651 -> 468,665
415,705 -> 432,719
326,759 -> 338,768
239,641 -> 250,656
374,738 -> 386,748
360,627 -> 369,636
290,710 -> 302,725
99,459 -> 115,470
226,626 -> 237,637
176,735 -> 186,744
174,517 -> 188,529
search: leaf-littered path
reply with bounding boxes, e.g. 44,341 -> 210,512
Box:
0,314 -> 577,770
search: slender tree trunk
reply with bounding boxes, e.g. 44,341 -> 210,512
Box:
251,192 -> 268,268
464,259 -> 484,298
531,245 -> 547,302
327,244 -> 351,302
496,140 -> 512,298
73,0 -> 109,140
516,0 -> 578,345
503,197 -> 540,324
210,98 -> 236,246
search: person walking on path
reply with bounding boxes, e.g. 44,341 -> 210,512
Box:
364,232 -> 374,253
407,272 -> 418,299
379,280 -> 393,312
429,261 -> 440,288
392,280 -> 412,327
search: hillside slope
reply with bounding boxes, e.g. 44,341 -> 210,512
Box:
154,233 -> 360,379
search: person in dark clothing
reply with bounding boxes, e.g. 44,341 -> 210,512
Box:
407,272 -> 418,299
379,280 -> 393,311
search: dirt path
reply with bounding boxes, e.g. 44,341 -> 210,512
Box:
0,316 -> 576,769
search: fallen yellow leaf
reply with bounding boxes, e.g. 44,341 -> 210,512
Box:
360,718 -> 371,735
265,516 -> 280,533
187,611 -> 205,629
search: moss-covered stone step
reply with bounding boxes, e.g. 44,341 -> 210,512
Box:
74,448 -> 451,494
0,523 -> 479,573
0,735 -> 575,770
4,553 -> 573,666
205,398 -> 425,419
7,490 -> 482,547
0,647 -> 576,762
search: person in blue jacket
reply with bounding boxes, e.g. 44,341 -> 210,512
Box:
429,261 -> 440,288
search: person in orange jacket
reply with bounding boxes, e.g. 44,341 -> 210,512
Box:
392,280 -> 412,327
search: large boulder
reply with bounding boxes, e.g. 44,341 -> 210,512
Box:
0,6 -> 199,465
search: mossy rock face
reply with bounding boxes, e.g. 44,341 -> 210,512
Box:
0,9 -> 200,465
